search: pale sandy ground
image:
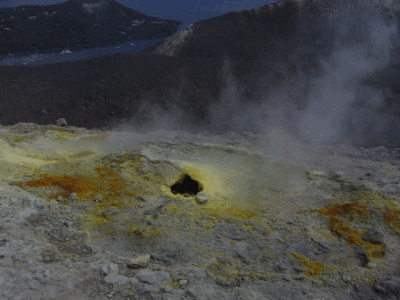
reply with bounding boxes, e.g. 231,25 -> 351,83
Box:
1,122 -> 400,299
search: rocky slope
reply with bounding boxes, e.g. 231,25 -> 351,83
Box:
0,0 -> 181,57
142,0 -> 398,62
1,1 -> 400,298
1,123 -> 400,299
1,0 -> 400,149
141,0 -> 400,134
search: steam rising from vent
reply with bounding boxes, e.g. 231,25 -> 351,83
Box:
207,8 -> 399,147
297,21 -> 398,144
83,2 -> 107,14
109,0 -> 399,149
209,56 -> 247,132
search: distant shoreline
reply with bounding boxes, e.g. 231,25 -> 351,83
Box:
0,37 -> 164,65
0,0 -> 181,59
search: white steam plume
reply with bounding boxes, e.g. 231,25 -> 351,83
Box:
297,20 -> 398,144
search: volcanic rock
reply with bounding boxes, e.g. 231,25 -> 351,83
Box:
142,0 -> 398,62
0,123 -> 400,299
0,0 -> 400,149
128,254 -> 151,268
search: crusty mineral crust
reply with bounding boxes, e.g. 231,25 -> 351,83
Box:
1,123 -> 399,299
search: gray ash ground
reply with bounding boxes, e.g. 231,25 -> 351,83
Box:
1,123 -> 400,299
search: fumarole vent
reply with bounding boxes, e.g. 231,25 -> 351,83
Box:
170,174 -> 203,196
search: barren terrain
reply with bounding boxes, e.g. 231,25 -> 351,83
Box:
1,123 -> 400,299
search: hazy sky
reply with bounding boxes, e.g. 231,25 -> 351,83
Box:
0,0 -> 277,29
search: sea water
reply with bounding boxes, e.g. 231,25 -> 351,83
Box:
0,38 -> 163,66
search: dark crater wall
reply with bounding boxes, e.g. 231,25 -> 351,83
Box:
1,0 -> 400,148
144,0 -> 399,64
0,53 -> 227,130
142,0 -> 335,64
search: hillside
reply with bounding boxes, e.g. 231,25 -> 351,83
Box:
0,0 -> 181,57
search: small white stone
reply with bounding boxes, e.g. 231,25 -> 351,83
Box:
367,262 -> 378,269
179,279 -> 189,287
128,254 -> 150,268
68,193 -> 77,201
101,262 -> 119,275
195,192 -> 209,204
94,194 -> 103,202
56,118 -> 67,126
135,269 -> 157,285
342,274 -> 352,283
105,273 -> 130,285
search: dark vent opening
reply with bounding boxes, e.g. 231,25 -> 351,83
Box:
170,174 -> 203,196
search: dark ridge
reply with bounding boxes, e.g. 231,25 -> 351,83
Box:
1,0 -> 400,148
0,52 -> 227,129
141,0 -> 333,63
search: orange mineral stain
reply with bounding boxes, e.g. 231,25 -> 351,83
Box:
382,209 -> 400,232
25,174 -> 100,196
319,202 -> 369,221
319,201 -> 387,260
329,217 -> 362,245
21,164 -> 130,201
292,253 -> 325,279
